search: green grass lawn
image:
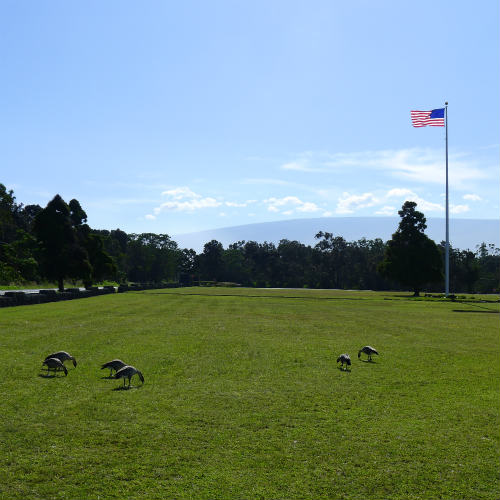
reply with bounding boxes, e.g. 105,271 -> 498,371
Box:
0,288 -> 498,499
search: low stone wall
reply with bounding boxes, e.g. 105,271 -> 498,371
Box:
0,283 -> 180,308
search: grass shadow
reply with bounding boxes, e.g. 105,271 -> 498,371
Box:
148,291 -> 368,302
359,359 -> 377,363
38,372 -> 64,378
112,385 -> 142,391
453,309 -> 499,314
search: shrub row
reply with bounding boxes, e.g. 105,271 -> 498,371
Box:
0,283 -> 180,308
117,282 -> 180,293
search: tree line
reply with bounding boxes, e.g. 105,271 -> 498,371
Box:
1,184 -> 498,294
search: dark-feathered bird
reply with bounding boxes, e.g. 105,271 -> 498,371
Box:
42,357 -> 68,376
337,353 -> 351,370
44,351 -> 77,367
101,359 -> 127,377
114,365 -> 144,387
358,345 -> 379,361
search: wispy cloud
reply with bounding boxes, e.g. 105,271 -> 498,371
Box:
279,148 -> 493,188
375,205 -> 396,216
382,188 -> 443,213
450,204 -> 470,214
263,196 -> 323,215
333,187 -> 450,216
161,187 -> 202,199
336,192 -> 379,214
386,188 -> 415,199
225,200 -> 256,207
463,193 -> 482,201
147,187 -> 223,219
281,160 -> 312,172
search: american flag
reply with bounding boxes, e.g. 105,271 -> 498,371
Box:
411,108 -> 445,127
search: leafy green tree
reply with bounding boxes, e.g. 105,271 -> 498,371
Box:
18,204 -> 43,233
277,239 -> 312,287
126,233 -> 178,283
314,232 -> 348,288
378,201 -> 443,296
475,243 -> 500,293
242,241 -> 279,287
33,195 -> 92,291
178,248 -> 198,284
223,242 -> 248,284
0,183 -> 19,243
0,185 -> 40,284
199,240 -> 225,281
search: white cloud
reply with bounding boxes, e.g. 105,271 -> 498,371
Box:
281,161 -> 310,171
263,196 -> 321,215
336,192 -> 379,214
386,188 -> 416,199
225,201 -> 248,207
145,214 -> 156,220
279,148 -> 493,188
451,204 -> 470,214
297,202 -> 320,213
375,206 -> 396,215
322,211 -> 333,217
264,196 -> 301,208
155,197 -> 222,213
463,193 -> 482,201
161,186 -> 200,199
409,197 -> 443,213
380,188 -> 444,214
150,187 -> 225,215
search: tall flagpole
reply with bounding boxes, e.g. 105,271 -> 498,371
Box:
445,101 -> 449,297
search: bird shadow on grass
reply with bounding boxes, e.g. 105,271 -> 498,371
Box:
100,375 -> 115,379
112,385 -> 141,391
38,373 -> 60,378
359,359 -> 377,363
338,367 -> 351,373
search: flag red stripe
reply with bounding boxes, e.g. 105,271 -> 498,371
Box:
410,110 -> 445,127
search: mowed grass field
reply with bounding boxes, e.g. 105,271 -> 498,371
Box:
0,288 -> 499,499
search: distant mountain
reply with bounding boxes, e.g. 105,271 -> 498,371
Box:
173,217 -> 499,252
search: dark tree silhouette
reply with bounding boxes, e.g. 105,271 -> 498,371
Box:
378,201 -> 443,296
199,240 -> 225,281
33,195 -> 92,291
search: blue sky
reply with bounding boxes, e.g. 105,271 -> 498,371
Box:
1,0 -> 498,236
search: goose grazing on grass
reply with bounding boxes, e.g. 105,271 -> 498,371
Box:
101,359 -> 127,377
336,353 -> 351,370
44,351 -> 77,367
114,365 -> 144,387
42,357 -> 68,376
358,345 -> 379,362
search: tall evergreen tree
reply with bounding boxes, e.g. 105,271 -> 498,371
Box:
33,195 -> 92,291
378,201 -> 443,296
